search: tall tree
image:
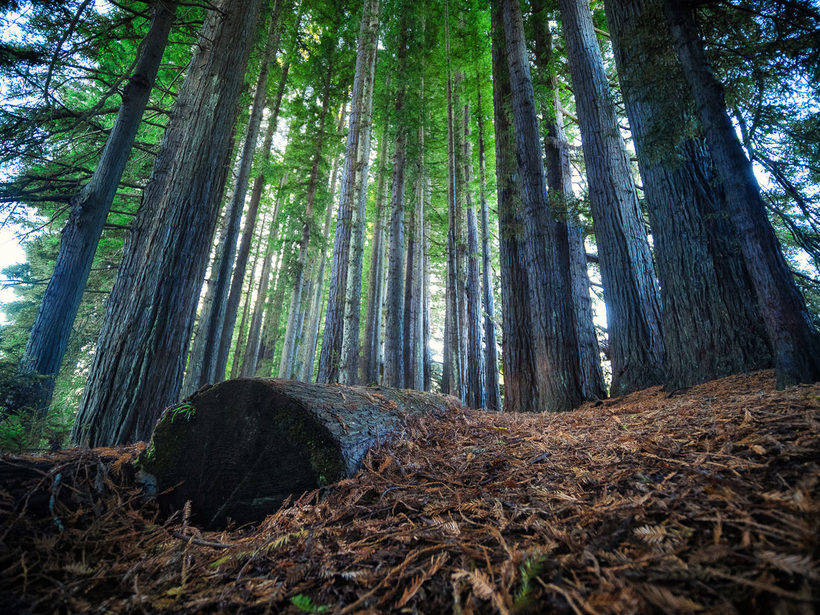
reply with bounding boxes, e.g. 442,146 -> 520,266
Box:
340,47 -> 378,384
558,0 -> 665,396
475,85 -> 501,410
193,2 -> 285,387
317,0 -> 381,383
496,0 -> 583,411
605,0 -> 771,390
463,102 -> 486,409
530,0 -> 606,400
279,47 -> 337,379
72,0 -> 264,446
18,0 -> 177,418
360,122 -> 391,385
663,0 -> 820,387
382,8 -> 411,389
491,0 -> 537,413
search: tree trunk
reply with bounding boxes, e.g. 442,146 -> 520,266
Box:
497,0 -> 583,411
475,85 -> 501,410
558,0 -> 665,396
198,4 -> 285,386
404,122 -> 425,392
490,3 -> 537,413
279,58 -> 336,379
663,0 -> 820,387
72,0 -> 264,447
317,0 -> 381,383
463,101 -> 486,409
140,379 -> 465,528
442,2 -> 462,397
605,0 -> 772,390
360,124 -> 391,385
19,1 -> 176,418
340,51 -> 378,384
422,213 -> 432,392
382,12 -> 410,390
229,220 -> 266,379
530,0 -> 606,400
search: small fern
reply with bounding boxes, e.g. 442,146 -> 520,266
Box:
514,552 -> 548,607
291,594 -> 329,613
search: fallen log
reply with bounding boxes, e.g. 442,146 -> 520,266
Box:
138,379 -> 464,528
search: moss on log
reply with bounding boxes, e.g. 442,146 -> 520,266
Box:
139,379 -> 464,527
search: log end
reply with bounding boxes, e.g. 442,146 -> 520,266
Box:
139,378 -> 345,528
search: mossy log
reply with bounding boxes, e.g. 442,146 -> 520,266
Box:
139,379 -> 464,528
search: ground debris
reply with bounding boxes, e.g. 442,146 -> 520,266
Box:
1,371 -> 817,613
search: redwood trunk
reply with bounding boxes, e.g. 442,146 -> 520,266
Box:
497,0 -> 583,411
663,0 -> 820,387
606,0 -> 772,390
72,0 -> 264,446
19,1 -> 176,417
558,0 -> 665,396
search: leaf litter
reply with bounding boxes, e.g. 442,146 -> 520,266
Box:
0,370 -> 817,613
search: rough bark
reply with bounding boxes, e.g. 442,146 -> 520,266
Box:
475,85 -> 501,410
340,51 -> 378,384
195,4 -> 284,388
404,123 -> 425,392
606,0 -> 772,390
72,0 -> 263,447
490,4 -> 537,413
462,101 -> 485,409
360,124 -> 391,385
498,0 -> 583,411
19,1 -> 176,417
140,379 -> 465,527
199,0 -> 281,385
382,12 -> 410,390
442,2 -> 462,397
663,0 -> 820,387
317,0 -> 381,383
558,0 -> 665,396
530,0 -> 606,400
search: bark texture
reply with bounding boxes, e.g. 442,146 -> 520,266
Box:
530,0 -> 606,400
559,0 -> 665,396
606,0 -> 772,390
664,0 -> 820,387
498,0 -> 583,411
19,1 -> 176,417
382,12 -> 410,389
72,0 -> 263,446
360,125 -> 391,385
490,4 -> 537,413
140,378 -> 464,527
196,4 -> 284,388
475,86 -> 501,411
463,103 -> 486,409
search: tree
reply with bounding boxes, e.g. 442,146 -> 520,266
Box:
317,0 -> 381,383
558,0 -> 665,396
663,0 -> 820,387
17,1 -> 177,418
605,0 -> 771,390
496,0 -> 583,411
71,0 -> 264,446
189,2 -> 285,388
530,0 -> 606,400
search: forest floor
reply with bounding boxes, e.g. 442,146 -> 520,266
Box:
1,370 -> 817,614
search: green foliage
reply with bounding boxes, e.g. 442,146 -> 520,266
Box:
291,594 -> 329,613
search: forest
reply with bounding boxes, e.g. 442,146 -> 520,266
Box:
0,0 -> 818,612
